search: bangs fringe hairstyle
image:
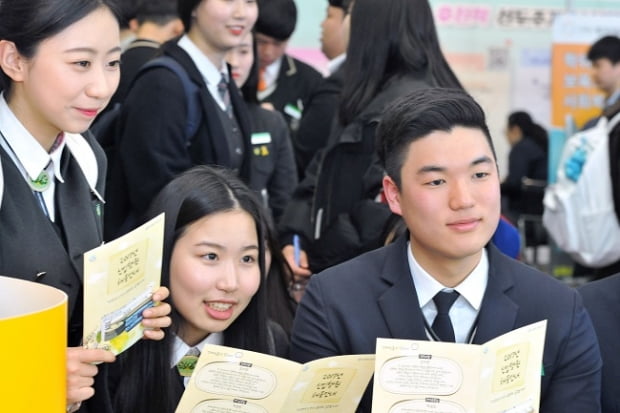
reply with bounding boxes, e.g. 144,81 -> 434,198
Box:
0,0 -> 121,92
112,165 -> 272,413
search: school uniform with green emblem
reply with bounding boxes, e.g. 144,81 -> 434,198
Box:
0,95 -> 106,348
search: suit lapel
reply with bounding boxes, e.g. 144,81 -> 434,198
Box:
56,148 -> 102,283
473,245 -> 519,344
281,55 -> 297,79
377,237 -> 428,340
227,66 -> 253,181
376,240 -> 521,345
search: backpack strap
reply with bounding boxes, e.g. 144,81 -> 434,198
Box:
138,56 -> 202,143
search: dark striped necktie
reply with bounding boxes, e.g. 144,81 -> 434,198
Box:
432,290 -> 460,342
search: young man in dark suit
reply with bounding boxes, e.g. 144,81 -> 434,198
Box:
579,273 -> 620,413
254,0 -> 322,159
289,88 -> 602,413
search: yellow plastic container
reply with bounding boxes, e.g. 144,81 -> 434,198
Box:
0,276 -> 67,412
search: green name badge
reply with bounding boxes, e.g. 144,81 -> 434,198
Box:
284,103 -> 302,120
251,132 -> 272,145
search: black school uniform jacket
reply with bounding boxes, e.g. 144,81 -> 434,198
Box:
0,131 -> 112,413
259,54 -> 322,140
105,39 -> 253,235
0,132 -> 105,347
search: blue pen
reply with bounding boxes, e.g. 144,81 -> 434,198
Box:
293,234 -> 301,267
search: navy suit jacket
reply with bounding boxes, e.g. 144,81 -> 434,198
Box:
290,236 -> 602,412
579,274 -> 620,413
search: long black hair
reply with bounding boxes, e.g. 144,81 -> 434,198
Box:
112,165 -> 272,413
0,0 -> 120,93
339,0 -> 461,125
263,212 -> 297,336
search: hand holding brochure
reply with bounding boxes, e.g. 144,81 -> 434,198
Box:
82,213 -> 165,355
175,344 -> 375,413
372,320 -> 547,413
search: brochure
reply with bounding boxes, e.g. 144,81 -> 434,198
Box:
82,213 -> 165,355
372,320 -> 547,413
175,344 -> 375,413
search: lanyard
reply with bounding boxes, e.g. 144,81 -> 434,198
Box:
423,311 -> 480,344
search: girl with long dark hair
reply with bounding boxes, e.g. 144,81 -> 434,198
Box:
279,0 -> 463,278
109,166 -> 288,413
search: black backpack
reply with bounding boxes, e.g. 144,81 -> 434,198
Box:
92,56 -> 202,240
91,55 -> 202,164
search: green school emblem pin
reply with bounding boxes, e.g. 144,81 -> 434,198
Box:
29,170 -> 50,192
177,354 -> 199,377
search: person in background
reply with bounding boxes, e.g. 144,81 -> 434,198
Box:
573,36 -> 620,280
116,0 -> 141,51
0,1 -> 171,411
227,31 -> 298,223
279,0 -> 462,280
289,88 -> 602,413
500,111 -> 548,224
574,89 -> 620,280
104,0 -> 258,239
294,0 -> 351,177
584,35 -> 620,130
90,0 -> 183,138
226,31 -> 299,327
106,166 -> 289,413
319,0 -> 350,70
109,0 -> 184,106
254,0 -> 323,159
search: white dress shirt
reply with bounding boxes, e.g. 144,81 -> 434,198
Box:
327,53 -> 346,75
0,93 -> 66,221
177,35 -> 229,111
407,242 -> 488,343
